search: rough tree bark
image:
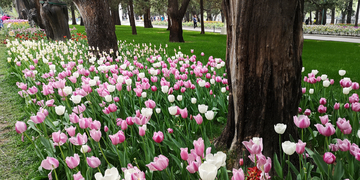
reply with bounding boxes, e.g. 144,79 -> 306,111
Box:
15,0 -> 28,19
111,5 -> 121,25
200,0 -> 205,34
310,11 -> 312,25
347,0 -> 353,24
168,0 -> 191,42
73,0 -> 118,53
71,4 -> 76,25
143,0 -> 153,28
128,0 -> 137,35
214,0 -> 303,170
355,0 -> 360,26
331,8 -> 335,24
40,0 -> 71,41
80,16 -> 84,25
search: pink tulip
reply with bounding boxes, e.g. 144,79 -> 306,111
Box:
15,121 -> 27,134
193,138 -> 205,158
231,168 -> 245,180
153,131 -> 164,143
69,113 -> 80,124
69,133 -> 88,146
186,158 -> 201,173
104,126 -> 109,132
65,126 -> 76,137
180,108 -> 188,118
66,154 -> 80,169
318,105 -> 327,113
319,115 -> 329,125
242,138 -> 263,155
293,115 -> 310,129
120,120 -> 128,130
109,130 -> 125,145
314,123 -> 335,137
90,129 -> 101,142
352,82 -> 360,90
79,117 -> 92,129
323,152 -> 336,164
27,86 -> 38,95
239,158 -> 244,166
126,117 -> 134,125
167,128 -> 173,134
344,103 -> 350,109
302,88 -> 306,94
16,82 -> 27,90
146,155 -> 169,171
139,126 -> 146,136
52,130 -> 68,146
30,111 -> 46,124
90,120 -> 101,130
352,102 -> 360,112
298,107 -> 302,113
73,171 -> 84,180
349,93 -> 359,103
87,156 -> 101,168
336,118 -> 352,134
319,98 -> 327,105
194,114 -> 203,125
304,109 -> 311,115
145,99 -> 156,109
114,97 -> 120,102
296,140 -> 306,154
180,148 -> 189,160
337,139 -> 351,151
108,103 -> 117,112
334,103 -> 340,110
41,157 -> 59,170
329,144 -> 339,151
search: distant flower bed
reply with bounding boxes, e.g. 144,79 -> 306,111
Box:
152,21 -> 224,29
303,25 -> 360,36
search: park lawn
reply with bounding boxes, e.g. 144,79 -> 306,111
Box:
74,25 -> 360,83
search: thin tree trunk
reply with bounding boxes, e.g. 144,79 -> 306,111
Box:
355,0 -> 360,26
321,8 -> 326,25
73,0 -> 118,53
347,0 -> 353,24
143,1 -> 153,28
215,0 -> 303,171
315,11 -> 319,24
310,11 -> 312,25
111,6 -> 121,25
80,16 -> 84,25
331,8 -> 335,24
342,10 -> 346,24
71,4 -> 77,25
186,11 -> 190,22
200,0 -> 205,34
128,0 -> 137,35
167,14 -> 171,30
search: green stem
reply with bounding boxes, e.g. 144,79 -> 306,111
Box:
58,145 -> 65,160
53,168 -> 59,180
98,141 -> 110,165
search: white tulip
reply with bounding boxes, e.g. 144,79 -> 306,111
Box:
282,141 -> 296,155
221,87 -> 226,93
120,64 -> 127,70
343,87 -> 351,95
339,70 -> 346,76
198,104 -> 208,114
89,80 -> 96,86
311,69 -> 319,75
161,86 -> 169,94
191,98 -> 197,104
141,108 -> 153,118
309,88 -> 314,94
301,67 -> 305,72
210,79 -> 215,84
107,85 -> 116,92
117,75 -> 124,84
168,106 -> 178,115
94,76 -> 100,82
70,95 -> 82,104
321,74 -> 328,81
323,80 -> 330,87
168,95 -> 175,102
205,152 -> 227,169
42,58 -> 49,64
80,145 -> 90,153
227,96 -> 229,100
357,129 -> 360,138
105,95 -> 112,102
177,95 -> 183,101
205,110 -> 215,120
73,72 -> 79,78
94,167 -> 120,180
198,162 -> 218,180
63,86 -> 72,96
77,65 -> 83,70
138,72 -> 145,79
125,79 -> 132,86
129,66 -> 134,71
198,80 -> 206,87
49,64 -> 56,71
141,92 -> 147,98
156,108 -> 161,114
55,105 -> 66,115
274,123 -> 287,134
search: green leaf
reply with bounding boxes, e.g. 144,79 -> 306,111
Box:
219,166 -> 229,180
286,159 -> 300,175
39,136 -> 54,155
273,153 -> 283,178
169,153 -> 182,169
30,176 -> 48,180
306,148 -> 328,176
333,161 -> 344,180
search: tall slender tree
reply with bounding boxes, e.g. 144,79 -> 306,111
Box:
347,0 -> 353,24
128,0 -> 137,35
355,0 -> 360,26
143,0 -> 153,28
200,0 -> 204,34
215,0 -> 304,169
73,0 -> 118,53
168,0 -> 191,42
70,3 -> 76,25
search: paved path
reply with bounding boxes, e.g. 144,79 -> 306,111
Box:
122,21 -> 360,43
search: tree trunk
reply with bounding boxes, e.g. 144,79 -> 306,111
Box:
342,10 -> 346,24
315,11 -> 319,24
206,10 -> 212,21
310,11 -> 312,25
71,4 -> 77,25
186,11 -> 190,22
167,14 -> 171,30
80,16 -> 84,25
15,0 -> 28,19
214,0 -> 303,171
111,5 -> 121,25
355,0 -> 360,26
331,8 -> 335,24
200,0 -> 204,34
321,8 -> 326,25
40,0 -> 71,41
168,0 -> 191,42
73,0 -> 118,54
128,0 -> 137,35
347,0 -> 353,24
143,1 -> 153,28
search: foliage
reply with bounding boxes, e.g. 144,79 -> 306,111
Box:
152,20 -> 224,28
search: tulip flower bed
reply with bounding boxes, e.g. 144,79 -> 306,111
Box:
303,25 -> 360,36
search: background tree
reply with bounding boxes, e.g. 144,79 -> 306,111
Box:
109,0 -> 121,25
168,0 -> 191,42
355,0 -> 360,26
127,0 -> 137,34
200,0 -> 204,34
346,0 -> 353,23
70,3 -> 76,25
214,0 -> 304,170
73,0 -> 119,53
306,0 -> 337,24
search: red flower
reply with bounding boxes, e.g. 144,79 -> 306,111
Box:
247,166 -> 261,180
